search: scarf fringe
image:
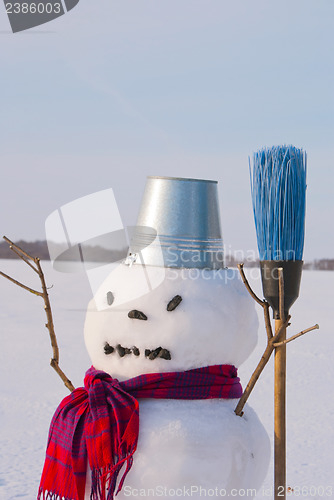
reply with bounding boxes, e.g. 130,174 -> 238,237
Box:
37,486 -> 74,500
37,450 -> 80,500
90,455 -> 134,500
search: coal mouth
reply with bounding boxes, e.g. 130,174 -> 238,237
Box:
104,342 -> 171,361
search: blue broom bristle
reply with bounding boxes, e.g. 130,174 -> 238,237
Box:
250,145 -> 307,261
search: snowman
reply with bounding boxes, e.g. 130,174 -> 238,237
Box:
38,176 -> 270,500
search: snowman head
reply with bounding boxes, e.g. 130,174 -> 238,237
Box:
83,175 -> 258,380
84,263 -> 258,381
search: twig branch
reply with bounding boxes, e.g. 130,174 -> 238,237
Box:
237,263 -> 273,340
8,244 -> 39,273
235,264 -> 319,417
3,236 -> 36,261
263,301 -> 274,341
234,315 -> 290,417
273,324 -> 319,347
1,236 -> 75,392
0,271 -> 43,296
237,263 -> 264,306
35,258 -> 74,392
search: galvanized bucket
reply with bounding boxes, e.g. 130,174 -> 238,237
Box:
128,176 -> 224,269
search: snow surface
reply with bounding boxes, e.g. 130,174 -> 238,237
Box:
0,260 -> 333,499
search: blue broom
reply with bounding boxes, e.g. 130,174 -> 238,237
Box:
250,145 -> 307,319
250,145 -> 307,500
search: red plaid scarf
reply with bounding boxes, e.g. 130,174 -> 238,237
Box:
38,365 -> 242,500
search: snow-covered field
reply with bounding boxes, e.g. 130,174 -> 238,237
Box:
0,260 -> 333,500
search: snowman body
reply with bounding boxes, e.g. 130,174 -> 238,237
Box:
84,264 -> 270,498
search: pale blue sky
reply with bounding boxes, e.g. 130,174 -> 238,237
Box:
0,0 -> 333,260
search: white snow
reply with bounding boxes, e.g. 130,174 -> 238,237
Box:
84,264 -> 259,379
84,399 -> 270,499
0,260 -> 333,499
84,263 -> 269,498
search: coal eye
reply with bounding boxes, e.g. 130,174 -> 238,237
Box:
167,295 -> 182,311
128,309 -> 148,320
107,291 -> 114,306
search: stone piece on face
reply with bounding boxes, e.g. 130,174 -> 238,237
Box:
158,348 -> 172,360
104,343 -> 114,355
167,295 -> 182,311
148,347 -> 162,360
128,309 -> 148,320
107,291 -> 114,306
144,347 -> 171,361
116,344 -> 126,357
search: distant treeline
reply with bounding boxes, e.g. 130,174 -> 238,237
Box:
0,240 -> 333,270
0,240 -> 127,264
224,255 -> 334,270
0,240 -> 50,260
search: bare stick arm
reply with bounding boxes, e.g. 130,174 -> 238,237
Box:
263,301 -> 274,341
35,259 -> 59,363
234,263 -> 319,418
6,244 -> 39,273
3,236 -> 36,261
274,324 -> 319,347
0,271 -> 43,296
234,317 -> 290,417
1,236 -> 75,392
237,263 -> 265,306
237,263 -> 273,340
234,343 -> 273,417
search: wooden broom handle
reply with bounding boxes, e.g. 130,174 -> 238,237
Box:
275,269 -> 286,499
274,318 -> 286,499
